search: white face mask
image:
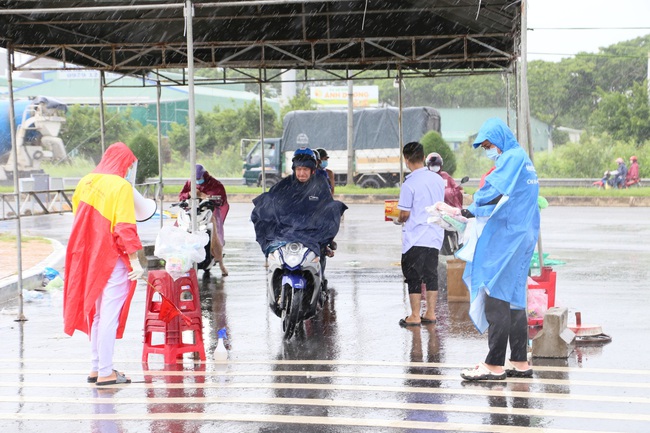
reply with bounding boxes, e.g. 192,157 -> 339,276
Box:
125,161 -> 138,185
431,166 -> 441,173
485,147 -> 500,161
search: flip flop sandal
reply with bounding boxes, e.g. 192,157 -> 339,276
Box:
87,375 -> 98,383
399,317 -> 421,328
96,370 -> 131,386
460,363 -> 506,381
505,360 -> 533,378
420,317 -> 437,324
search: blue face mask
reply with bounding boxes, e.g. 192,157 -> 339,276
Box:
321,160 -> 328,169
485,147 -> 501,161
196,178 -> 205,185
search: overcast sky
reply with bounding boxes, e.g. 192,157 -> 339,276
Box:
528,0 -> 650,62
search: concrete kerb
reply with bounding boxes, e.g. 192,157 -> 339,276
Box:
0,238 -> 66,304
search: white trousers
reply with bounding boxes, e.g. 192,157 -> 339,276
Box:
90,260 -> 129,377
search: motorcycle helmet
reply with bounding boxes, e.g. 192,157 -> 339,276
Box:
292,147 -> 317,171
630,156 -> 637,162
616,157 -> 624,164
315,148 -> 329,160
426,152 -> 443,169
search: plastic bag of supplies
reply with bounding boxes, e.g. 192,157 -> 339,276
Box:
426,201 -> 468,232
154,225 -> 209,279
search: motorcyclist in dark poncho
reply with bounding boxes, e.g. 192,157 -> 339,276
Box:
251,147 -> 347,260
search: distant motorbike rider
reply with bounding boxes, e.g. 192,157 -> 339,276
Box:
614,157 -> 628,189
626,156 -> 640,187
426,152 -> 464,255
251,147 -> 347,277
178,164 -> 230,276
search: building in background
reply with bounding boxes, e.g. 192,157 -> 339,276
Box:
437,107 -> 552,153
0,70 -> 280,136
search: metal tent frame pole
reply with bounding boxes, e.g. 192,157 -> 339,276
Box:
185,0 -> 198,233
518,0 -> 544,269
346,79 -> 353,186
99,71 -> 106,154
397,67 -> 404,185
259,79 -> 267,192
7,45 -> 27,322
156,80 -> 164,229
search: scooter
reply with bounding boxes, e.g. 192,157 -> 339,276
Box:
173,196 -> 223,273
267,242 -> 326,340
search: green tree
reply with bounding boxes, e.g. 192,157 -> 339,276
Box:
280,88 -> 316,121
420,131 -> 457,175
168,101 -> 279,157
589,81 -> 650,145
128,129 -> 159,183
60,105 -> 143,163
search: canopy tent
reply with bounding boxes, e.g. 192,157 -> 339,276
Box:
0,1 -> 520,79
0,0 -> 534,317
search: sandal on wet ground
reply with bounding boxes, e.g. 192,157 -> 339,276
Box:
460,363 -> 506,381
96,370 -> 131,386
398,317 -> 421,327
420,317 -> 436,324
505,360 -> 533,378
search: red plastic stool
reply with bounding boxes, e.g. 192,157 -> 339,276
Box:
142,269 -> 206,364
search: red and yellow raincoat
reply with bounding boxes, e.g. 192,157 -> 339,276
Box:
63,142 -> 142,338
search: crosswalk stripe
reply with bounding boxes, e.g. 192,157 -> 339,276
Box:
1,358 -> 649,375
0,411 -> 631,433
1,381 -> 649,404
0,395 -> 648,422
2,368 -> 649,389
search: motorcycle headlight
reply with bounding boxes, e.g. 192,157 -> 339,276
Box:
284,242 -> 307,268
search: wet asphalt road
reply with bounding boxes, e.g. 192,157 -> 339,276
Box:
1,203 -> 649,432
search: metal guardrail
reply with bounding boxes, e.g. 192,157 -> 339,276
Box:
2,178 -> 646,220
1,189 -> 74,221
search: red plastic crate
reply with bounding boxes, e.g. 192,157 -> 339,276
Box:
527,266 -> 557,326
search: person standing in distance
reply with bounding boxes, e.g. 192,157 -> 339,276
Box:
396,141 -> 445,327
459,118 -> 539,381
64,142 -> 144,386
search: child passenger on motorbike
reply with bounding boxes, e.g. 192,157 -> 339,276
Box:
178,164 -> 230,276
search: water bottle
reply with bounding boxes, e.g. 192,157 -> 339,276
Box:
213,328 -> 229,361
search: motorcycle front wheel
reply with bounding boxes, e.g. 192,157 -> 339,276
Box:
282,289 -> 303,340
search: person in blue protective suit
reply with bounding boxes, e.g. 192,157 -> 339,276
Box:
457,118 -> 540,381
251,147 -> 347,266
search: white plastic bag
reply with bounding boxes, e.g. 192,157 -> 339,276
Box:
426,201 -> 467,232
154,225 -> 209,279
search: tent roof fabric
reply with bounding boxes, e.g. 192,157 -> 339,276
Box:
0,1 -> 522,80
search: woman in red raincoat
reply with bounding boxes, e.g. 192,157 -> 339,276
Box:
64,142 -> 144,386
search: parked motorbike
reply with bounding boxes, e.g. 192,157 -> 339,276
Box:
173,196 -> 223,272
267,242 -> 326,340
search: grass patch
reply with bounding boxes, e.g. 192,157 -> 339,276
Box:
0,233 -> 47,243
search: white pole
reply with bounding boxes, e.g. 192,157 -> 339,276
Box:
346,79 -> 354,186
185,0 -> 198,233
156,80 -> 164,229
259,79 -> 267,191
99,71 -> 106,154
7,45 -> 27,322
397,67 -> 404,185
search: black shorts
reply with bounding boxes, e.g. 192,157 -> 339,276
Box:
401,246 -> 439,294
